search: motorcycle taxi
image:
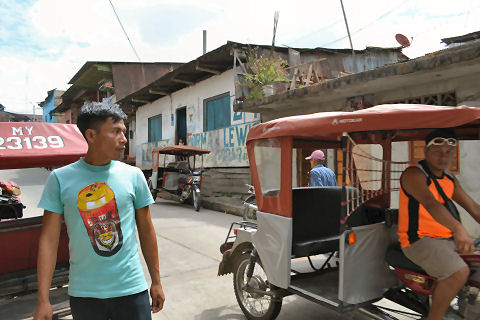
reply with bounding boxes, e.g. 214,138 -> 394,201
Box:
0,180 -> 24,220
218,104 -> 480,320
148,145 -> 210,211
0,122 -> 86,316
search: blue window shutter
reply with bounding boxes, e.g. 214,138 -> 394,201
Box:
207,100 -> 216,131
148,115 -> 162,142
212,98 -> 221,129
222,95 -> 231,128
203,93 -> 231,131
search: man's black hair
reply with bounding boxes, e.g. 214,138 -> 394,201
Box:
425,128 -> 457,145
77,102 -> 127,138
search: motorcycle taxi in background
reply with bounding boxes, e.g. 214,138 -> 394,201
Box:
218,104 -> 480,320
0,180 -> 24,221
148,145 -> 210,211
242,184 -> 257,221
0,122 -> 86,318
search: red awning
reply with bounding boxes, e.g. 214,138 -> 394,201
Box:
247,104 -> 480,143
0,122 -> 87,169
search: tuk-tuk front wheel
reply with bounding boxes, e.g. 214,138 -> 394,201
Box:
233,252 -> 282,320
193,187 -> 201,211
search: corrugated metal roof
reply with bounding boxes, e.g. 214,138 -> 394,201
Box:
117,41 -> 404,107
234,40 -> 480,114
442,30 -> 480,45
68,61 -> 182,84
55,62 -> 183,113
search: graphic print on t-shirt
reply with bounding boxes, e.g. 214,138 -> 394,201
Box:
77,182 -> 123,257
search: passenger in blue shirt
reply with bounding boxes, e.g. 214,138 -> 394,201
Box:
306,150 -> 337,187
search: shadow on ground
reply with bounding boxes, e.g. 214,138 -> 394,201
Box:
194,305 -> 245,320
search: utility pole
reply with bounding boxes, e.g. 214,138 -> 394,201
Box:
272,11 -> 279,48
339,0 -> 358,73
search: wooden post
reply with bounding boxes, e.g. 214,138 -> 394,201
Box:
306,64 -> 313,86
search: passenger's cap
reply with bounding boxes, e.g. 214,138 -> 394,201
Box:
305,150 -> 325,160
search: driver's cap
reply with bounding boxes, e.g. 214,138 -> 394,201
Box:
305,150 -> 325,160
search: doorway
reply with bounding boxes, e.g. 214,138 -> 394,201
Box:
176,107 -> 187,145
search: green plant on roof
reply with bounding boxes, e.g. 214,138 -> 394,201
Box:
242,47 -> 287,91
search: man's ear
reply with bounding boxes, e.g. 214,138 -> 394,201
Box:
84,128 -> 97,144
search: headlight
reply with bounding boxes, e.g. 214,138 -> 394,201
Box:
192,176 -> 201,182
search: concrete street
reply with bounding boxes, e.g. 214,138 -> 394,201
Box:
145,199 -> 368,320
0,168 -> 411,320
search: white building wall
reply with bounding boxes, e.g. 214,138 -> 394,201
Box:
456,141 -> 480,237
136,69 -> 259,169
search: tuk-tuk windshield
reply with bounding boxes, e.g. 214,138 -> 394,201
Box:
254,139 -> 281,196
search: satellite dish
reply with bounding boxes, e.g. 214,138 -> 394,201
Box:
395,34 -> 411,47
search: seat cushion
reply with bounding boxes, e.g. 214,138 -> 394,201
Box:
385,244 -> 425,274
292,235 -> 340,257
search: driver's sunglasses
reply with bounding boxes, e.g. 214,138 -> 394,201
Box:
426,137 -> 457,148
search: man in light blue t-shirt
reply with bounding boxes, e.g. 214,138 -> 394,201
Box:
34,102 -> 165,320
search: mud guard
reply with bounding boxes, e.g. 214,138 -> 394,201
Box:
218,242 -> 253,276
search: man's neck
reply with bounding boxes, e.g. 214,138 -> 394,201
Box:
84,151 -> 111,166
423,160 -> 443,177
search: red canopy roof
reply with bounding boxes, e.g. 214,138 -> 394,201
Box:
0,122 -> 87,169
153,145 -> 210,156
246,104 -> 480,143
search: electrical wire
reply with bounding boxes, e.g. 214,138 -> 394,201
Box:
320,0 -> 413,48
107,0 -> 142,62
286,18 -> 343,47
464,0 -> 473,27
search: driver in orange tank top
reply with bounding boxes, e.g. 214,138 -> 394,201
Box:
398,128 -> 480,320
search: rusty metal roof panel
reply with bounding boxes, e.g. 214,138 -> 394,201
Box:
112,63 -> 182,101
117,43 -> 236,105
68,61 -> 182,84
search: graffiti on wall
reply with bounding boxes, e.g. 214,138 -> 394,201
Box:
187,95 -> 259,134
187,121 -> 259,167
186,104 -> 199,133
230,94 -> 259,125
137,138 -> 175,168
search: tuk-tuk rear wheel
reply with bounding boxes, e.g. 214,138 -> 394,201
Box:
233,252 -> 282,320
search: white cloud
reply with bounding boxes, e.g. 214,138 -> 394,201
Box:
1,0 -> 479,114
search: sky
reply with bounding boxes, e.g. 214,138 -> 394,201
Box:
1,0 -> 479,114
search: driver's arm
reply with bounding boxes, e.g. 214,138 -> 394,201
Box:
452,176 -> 480,224
34,210 -> 62,320
401,167 -> 474,253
